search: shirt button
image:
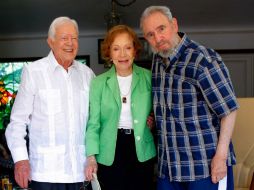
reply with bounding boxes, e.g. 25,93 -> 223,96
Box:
136,136 -> 141,141
133,119 -> 138,124
131,103 -> 134,107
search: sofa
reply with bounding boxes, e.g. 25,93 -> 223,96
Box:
232,98 -> 254,190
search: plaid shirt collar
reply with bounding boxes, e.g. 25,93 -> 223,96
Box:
154,32 -> 190,66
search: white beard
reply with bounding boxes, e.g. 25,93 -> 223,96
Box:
152,35 -> 181,58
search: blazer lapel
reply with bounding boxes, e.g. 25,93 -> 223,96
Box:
131,64 -> 140,95
106,67 -> 121,108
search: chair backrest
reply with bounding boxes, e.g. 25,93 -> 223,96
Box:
232,98 -> 254,190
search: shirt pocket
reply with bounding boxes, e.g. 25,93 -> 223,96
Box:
31,145 -> 65,173
38,89 -> 62,115
172,74 -> 198,105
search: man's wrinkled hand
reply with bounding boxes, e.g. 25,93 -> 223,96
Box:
14,160 -> 31,188
211,154 -> 227,184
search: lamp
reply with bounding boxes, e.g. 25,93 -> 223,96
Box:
104,0 -> 136,30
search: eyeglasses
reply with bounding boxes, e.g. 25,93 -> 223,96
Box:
79,181 -> 91,190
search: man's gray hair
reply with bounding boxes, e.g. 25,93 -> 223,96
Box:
48,16 -> 79,39
140,6 -> 173,30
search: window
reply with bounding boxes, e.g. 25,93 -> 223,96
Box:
0,55 -> 90,130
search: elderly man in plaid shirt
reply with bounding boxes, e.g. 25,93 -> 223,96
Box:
140,5 -> 239,190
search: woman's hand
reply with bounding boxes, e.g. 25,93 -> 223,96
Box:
147,112 -> 155,130
85,155 -> 98,181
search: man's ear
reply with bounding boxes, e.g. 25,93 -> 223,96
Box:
47,38 -> 53,49
172,18 -> 179,33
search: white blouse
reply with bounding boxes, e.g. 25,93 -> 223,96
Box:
117,74 -> 133,129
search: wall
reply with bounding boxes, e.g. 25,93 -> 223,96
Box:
0,33 -> 107,75
186,28 -> 254,50
0,28 -> 254,75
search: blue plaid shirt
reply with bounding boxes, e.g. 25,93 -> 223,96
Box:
152,33 -> 239,182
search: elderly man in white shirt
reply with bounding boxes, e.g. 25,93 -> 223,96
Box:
5,17 -> 95,190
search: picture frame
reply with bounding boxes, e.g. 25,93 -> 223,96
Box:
0,55 -> 90,67
135,37 -> 153,70
136,37 -> 153,62
98,39 -> 104,65
76,55 -> 90,67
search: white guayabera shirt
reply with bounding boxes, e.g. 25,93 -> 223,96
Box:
5,51 -> 95,183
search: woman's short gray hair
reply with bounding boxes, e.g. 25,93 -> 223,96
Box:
140,6 -> 173,30
48,16 -> 79,39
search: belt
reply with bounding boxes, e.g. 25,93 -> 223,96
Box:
118,128 -> 133,135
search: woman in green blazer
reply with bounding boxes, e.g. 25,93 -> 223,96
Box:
85,25 -> 156,190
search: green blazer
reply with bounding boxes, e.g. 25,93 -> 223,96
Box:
85,64 -> 156,166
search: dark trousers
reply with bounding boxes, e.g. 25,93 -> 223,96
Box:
157,166 -> 234,190
30,181 -> 92,190
97,129 -> 155,190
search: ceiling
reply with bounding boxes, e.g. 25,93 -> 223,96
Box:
1,0 -> 254,38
